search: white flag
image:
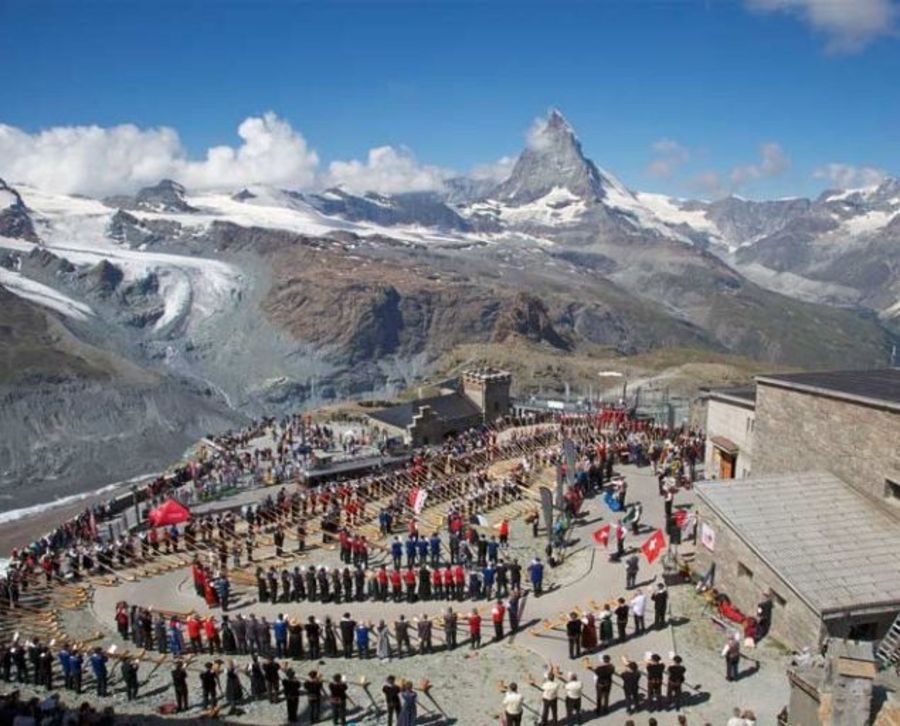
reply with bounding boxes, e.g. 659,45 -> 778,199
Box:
413,489 -> 428,514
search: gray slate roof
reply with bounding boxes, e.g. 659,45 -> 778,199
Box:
696,472 -> 900,613
708,386 -> 757,408
367,392 -> 482,430
756,368 -> 900,410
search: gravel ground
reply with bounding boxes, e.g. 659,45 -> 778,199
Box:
7,464 -> 792,725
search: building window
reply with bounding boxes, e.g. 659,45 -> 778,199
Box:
737,562 -> 753,579
770,589 -> 786,607
885,478 -> 900,501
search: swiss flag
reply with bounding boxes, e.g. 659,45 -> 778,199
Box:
641,529 -> 666,565
673,510 -> 687,529
592,524 -> 611,547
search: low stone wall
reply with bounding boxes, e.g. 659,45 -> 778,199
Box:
694,498 -> 822,649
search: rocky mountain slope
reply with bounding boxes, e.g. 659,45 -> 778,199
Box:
635,180 -> 900,322
0,286 -> 244,509
0,110 -> 896,504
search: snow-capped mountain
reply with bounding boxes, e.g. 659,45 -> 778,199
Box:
0,178 -> 39,242
492,109 -> 614,206
459,110 -> 687,244
0,110 -> 896,503
105,178 -> 199,214
306,187 -> 476,232
634,178 -> 900,316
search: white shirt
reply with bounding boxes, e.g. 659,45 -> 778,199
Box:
503,691 -> 524,715
541,680 -> 561,700
630,593 -> 646,617
564,680 -> 583,699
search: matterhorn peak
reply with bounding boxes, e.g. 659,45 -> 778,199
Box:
491,109 -> 614,207
545,107 -> 573,131
526,108 -> 578,153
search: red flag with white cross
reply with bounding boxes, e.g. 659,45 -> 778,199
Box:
641,529 -> 666,564
592,524 -> 611,547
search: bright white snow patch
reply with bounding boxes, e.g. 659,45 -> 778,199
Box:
823,185 -> 881,203
636,192 -> 724,244
880,299 -> 900,319
602,183 -> 692,243
465,186 -> 587,227
2,185 -> 244,334
840,209 -> 896,235
0,266 -> 94,320
182,186 -> 490,248
0,189 -> 18,209
153,269 -> 192,330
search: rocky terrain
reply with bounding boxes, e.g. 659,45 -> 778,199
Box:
0,109 -> 897,508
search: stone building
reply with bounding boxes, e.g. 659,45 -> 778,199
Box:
787,640 -> 878,726
367,368 -> 511,447
753,369 -> 900,505
695,471 -> 900,649
703,387 -> 756,479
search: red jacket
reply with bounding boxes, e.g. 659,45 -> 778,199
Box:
186,617 -> 201,640
453,565 -> 465,584
468,614 -> 481,634
491,605 -> 505,624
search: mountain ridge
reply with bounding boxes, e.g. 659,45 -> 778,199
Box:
0,110 -> 896,502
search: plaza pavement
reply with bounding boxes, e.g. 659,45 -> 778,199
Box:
89,462 -> 791,724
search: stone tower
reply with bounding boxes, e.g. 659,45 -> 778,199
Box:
462,368 -> 512,422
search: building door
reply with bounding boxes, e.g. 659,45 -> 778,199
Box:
719,452 -> 735,479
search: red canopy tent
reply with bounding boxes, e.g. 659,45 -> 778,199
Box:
147,498 -> 191,527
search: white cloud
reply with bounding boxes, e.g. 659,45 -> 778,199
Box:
179,113 -> 318,191
747,0 -> 897,52
0,112 -> 319,198
647,138 -> 690,179
690,170 -> 729,199
525,117 -> 554,151
730,142 -> 790,185
469,156 -> 516,183
689,143 -> 790,199
325,145 -> 452,195
813,162 -> 888,188
525,110 -> 574,151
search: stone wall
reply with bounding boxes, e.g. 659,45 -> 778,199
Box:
462,370 -> 511,421
704,398 -> 755,478
694,498 -> 823,649
753,383 -> 900,505
407,407 -> 481,447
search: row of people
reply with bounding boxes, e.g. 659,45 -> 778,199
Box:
177,659 -> 420,726
113,597 -> 527,661
249,558 -> 540,605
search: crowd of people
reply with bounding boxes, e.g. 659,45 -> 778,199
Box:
0,405 -> 762,724
0,690 -> 115,726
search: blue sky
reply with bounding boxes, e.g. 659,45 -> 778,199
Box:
1,0 -> 898,199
